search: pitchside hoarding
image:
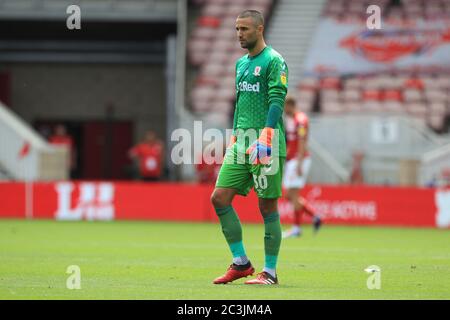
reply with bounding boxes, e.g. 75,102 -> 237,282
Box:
0,182 -> 449,228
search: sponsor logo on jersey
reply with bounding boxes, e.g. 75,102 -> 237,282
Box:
298,127 -> 307,137
238,81 -> 260,92
253,66 -> 261,76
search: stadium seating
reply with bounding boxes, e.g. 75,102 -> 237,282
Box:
295,71 -> 450,131
189,0 -> 449,134
188,0 -> 274,115
287,0 -> 449,132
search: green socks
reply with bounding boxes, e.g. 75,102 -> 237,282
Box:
263,212 -> 282,273
215,207 -> 281,274
215,206 -> 247,260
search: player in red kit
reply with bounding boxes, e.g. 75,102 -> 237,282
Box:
282,96 -> 322,238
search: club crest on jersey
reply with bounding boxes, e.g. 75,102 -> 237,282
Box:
253,66 -> 261,76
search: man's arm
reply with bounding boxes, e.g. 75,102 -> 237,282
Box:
246,56 -> 288,164
266,56 -> 288,127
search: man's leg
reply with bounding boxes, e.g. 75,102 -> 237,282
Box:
211,188 -> 249,265
258,198 -> 282,279
211,187 -> 254,284
283,188 -> 303,238
244,197 -> 281,285
244,157 -> 284,285
299,197 -> 322,234
286,190 -> 321,236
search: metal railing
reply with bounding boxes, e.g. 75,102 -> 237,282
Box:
419,143 -> 450,186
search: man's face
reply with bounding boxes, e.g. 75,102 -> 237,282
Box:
235,17 -> 262,50
55,125 -> 66,136
145,132 -> 156,143
284,103 -> 296,116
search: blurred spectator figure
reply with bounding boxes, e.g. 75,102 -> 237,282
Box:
350,151 -> 365,185
49,124 -> 76,174
426,175 -> 438,188
128,130 -> 164,182
195,142 -> 223,184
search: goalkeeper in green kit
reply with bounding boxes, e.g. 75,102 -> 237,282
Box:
211,10 -> 288,285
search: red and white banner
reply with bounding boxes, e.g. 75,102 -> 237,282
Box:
0,182 -> 449,228
304,18 -> 450,75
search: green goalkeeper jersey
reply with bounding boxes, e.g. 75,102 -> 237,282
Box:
233,46 -> 288,157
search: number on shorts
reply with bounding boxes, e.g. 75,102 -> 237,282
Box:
253,174 -> 268,190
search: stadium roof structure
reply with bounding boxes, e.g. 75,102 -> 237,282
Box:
0,0 -> 177,22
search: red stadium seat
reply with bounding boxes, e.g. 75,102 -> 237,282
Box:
383,89 -> 403,102
404,78 -> 425,90
363,89 -> 382,101
320,77 -> 341,89
197,16 -> 221,28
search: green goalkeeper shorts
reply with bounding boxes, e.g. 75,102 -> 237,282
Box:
215,142 -> 285,199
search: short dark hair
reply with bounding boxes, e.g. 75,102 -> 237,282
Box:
285,95 -> 296,106
237,10 -> 264,26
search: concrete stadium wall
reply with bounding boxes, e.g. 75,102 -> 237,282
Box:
1,63 -> 167,144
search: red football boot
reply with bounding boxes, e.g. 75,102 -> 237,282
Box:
213,262 -> 255,284
244,271 -> 278,285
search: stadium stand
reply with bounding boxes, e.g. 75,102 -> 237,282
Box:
185,0 -> 450,185
296,72 -> 450,132
188,0 -> 274,118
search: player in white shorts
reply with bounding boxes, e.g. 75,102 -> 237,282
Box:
282,96 -> 322,238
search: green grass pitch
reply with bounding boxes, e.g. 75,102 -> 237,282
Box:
0,219 -> 449,299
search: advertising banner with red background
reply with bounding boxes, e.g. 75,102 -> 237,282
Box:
1,182 -> 449,228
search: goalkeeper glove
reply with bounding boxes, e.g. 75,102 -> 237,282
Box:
246,127 -> 274,165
